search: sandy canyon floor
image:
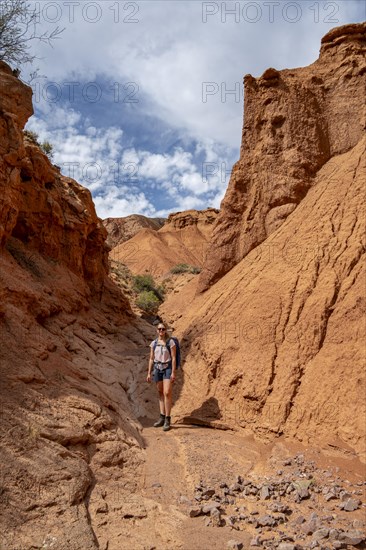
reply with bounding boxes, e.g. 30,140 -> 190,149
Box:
112,402 -> 366,550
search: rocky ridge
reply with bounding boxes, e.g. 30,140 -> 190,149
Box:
103,214 -> 166,250
199,23 -> 366,291
109,207 -> 219,277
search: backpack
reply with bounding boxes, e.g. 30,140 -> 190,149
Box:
153,336 -> 181,369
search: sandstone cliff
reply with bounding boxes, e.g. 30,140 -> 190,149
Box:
103,214 -> 166,249
0,61 -> 157,549
110,208 -> 219,277
199,22 -> 366,291
163,23 -> 366,458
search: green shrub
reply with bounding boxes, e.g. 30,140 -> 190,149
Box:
132,274 -> 156,293
24,129 -> 40,145
170,263 -> 190,274
170,263 -> 201,274
24,131 -> 54,160
156,284 -> 166,300
41,141 -> 54,159
136,291 -> 160,314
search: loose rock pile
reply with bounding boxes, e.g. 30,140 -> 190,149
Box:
179,454 -> 366,549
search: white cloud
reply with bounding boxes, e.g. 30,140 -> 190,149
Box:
21,0 -> 364,218
25,104 -> 231,217
25,1 -> 364,149
26,107 -> 124,194
94,188 -> 154,219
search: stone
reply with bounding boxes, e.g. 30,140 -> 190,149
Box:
210,507 -> 223,527
260,486 -> 271,500
278,544 -> 295,550
294,515 -> 306,525
301,518 -> 318,536
201,488 -> 216,499
338,530 -> 365,545
178,495 -> 191,505
298,488 -> 310,500
324,490 -> 337,501
230,483 -> 243,492
250,536 -> 261,547
202,502 -> 221,514
189,506 -> 202,517
329,529 -> 340,540
227,541 -> 243,550
273,513 -> 286,524
293,479 -> 312,500
342,498 -> 360,511
312,528 -> 329,541
227,516 -> 239,529
257,515 -> 276,527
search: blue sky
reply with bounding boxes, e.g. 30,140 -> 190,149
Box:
23,0 -> 365,219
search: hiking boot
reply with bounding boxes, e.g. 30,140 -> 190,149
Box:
153,414 -> 165,427
163,416 -> 171,431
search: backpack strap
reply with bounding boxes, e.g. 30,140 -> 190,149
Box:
165,337 -> 171,354
153,338 -> 172,363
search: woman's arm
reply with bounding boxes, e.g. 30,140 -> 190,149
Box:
147,345 -> 154,382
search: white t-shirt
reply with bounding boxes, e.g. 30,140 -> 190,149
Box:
150,339 -> 176,363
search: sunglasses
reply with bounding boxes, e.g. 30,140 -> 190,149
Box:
158,328 -> 166,331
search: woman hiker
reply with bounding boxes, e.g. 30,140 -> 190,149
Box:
147,322 -> 176,431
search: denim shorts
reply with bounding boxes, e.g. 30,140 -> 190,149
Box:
153,365 -> 172,382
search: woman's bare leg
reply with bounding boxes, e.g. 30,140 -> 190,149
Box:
156,381 -> 165,414
163,378 -> 172,417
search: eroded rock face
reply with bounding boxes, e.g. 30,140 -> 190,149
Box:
170,24 -> 366,458
0,62 -> 154,549
163,208 -> 219,231
103,214 -> 166,249
199,22 -> 366,291
0,61 -> 111,296
174,137 -> 366,457
110,208 -> 219,276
